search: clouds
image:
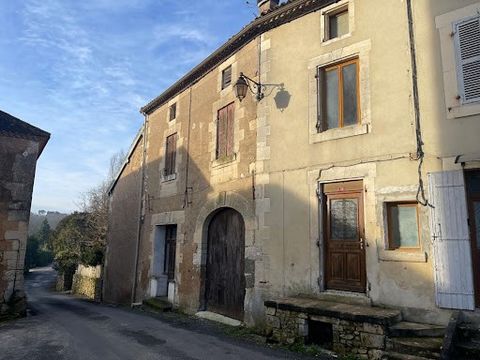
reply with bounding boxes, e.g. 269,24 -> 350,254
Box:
0,0 -> 253,213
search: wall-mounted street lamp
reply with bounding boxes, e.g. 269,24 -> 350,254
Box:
234,72 -> 285,102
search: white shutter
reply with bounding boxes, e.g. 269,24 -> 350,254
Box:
429,170 -> 475,310
454,16 -> 480,104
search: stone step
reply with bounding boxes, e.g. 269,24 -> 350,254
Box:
142,297 -> 172,312
385,351 -> 438,360
389,321 -> 446,338
456,339 -> 480,359
458,322 -> 480,339
386,337 -> 443,359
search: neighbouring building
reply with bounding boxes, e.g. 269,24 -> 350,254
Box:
0,110 -> 49,318
105,0 -> 480,357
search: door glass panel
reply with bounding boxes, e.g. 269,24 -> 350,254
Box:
466,171 -> 480,194
330,198 -> 358,240
474,201 -> 480,250
342,63 -> 358,126
325,68 -> 339,130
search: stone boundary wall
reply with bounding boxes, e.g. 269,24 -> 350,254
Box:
266,306 -> 388,360
71,264 -> 102,301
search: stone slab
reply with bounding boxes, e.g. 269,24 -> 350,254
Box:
195,311 -> 242,327
264,297 -> 401,326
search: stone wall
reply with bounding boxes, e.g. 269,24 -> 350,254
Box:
0,135 -> 41,319
265,306 -> 388,360
72,264 -> 102,301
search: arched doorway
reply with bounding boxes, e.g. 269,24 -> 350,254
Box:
205,208 -> 245,320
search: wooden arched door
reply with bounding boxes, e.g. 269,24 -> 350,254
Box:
206,208 -> 245,320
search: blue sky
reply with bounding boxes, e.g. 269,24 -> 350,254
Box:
0,0 -> 260,213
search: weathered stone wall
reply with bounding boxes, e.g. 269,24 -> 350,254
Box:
265,306 -> 387,360
103,134 -> 144,305
72,264 -> 102,301
0,135 -> 40,318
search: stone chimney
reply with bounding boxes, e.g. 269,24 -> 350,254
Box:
257,0 -> 280,15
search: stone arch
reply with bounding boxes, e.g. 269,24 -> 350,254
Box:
192,191 -> 255,313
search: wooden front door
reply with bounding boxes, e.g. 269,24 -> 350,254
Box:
324,181 -> 366,293
466,171 -> 480,307
206,208 -> 245,320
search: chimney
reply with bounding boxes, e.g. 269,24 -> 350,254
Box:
257,0 -> 280,15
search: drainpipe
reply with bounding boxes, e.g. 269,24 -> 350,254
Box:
131,113 -> 148,306
406,0 -> 428,207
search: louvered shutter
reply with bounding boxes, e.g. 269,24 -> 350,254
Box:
429,170 -> 475,310
216,107 -> 227,159
226,103 -> 235,157
165,134 -> 176,175
454,16 -> 480,104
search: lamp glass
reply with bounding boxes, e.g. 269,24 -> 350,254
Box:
234,76 -> 248,101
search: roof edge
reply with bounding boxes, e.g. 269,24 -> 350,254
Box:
140,0 -> 337,115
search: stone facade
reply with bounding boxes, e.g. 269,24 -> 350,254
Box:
105,0 -> 480,332
0,110 -> 49,319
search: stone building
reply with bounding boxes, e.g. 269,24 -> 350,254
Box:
105,0 -> 480,357
0,110 -> 49,318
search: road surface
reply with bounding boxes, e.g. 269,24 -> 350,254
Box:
0,267 -> 325,360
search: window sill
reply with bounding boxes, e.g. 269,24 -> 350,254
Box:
310,123 -> 368,144
448,102 -> 480,119
212,153 -> 237,168
322,33 -> 352,46
162,173 -> 177,182
378,249 -> 427,263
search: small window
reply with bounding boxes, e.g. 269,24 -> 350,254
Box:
317,58 -> 359,132
222,66 -> 232,89
326,7 -> 349,40
164,133 -> 177,177
216,103 -> 235,159
386,202 -> 420,250
454,16 -> 480,104
169,103 -> 177,121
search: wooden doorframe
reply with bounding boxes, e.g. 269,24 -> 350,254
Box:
322,180 -> 366,293
465,169 -> 480,307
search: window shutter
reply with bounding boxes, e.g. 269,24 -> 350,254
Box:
316,68 -> 326,132
226,103 -> 234,156
454,16 -> 480,104
165,134 -> 176,176
428,170 -> 475,310
216,108 -> 227,158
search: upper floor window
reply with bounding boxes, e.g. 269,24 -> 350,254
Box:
164,133 -> 177,177
169,103 -> 177,121
325,5 -> 349,40
216,103 -> 234,159
454,16 -> 480,104
222,65 -> 232,89
317,58 -> 359,132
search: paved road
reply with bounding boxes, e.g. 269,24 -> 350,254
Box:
0,268 -> 324,360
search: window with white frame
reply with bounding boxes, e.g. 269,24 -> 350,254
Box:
454,15 -> 480,104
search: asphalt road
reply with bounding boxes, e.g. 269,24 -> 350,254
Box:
0,267 -> 327,360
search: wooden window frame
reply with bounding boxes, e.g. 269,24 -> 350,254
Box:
164,133 -> 177,177
222,65 -> 232,90
326,6 -> 349,41
169,103 -> 177,121
215,102 -> 235,160
317,58 -> 360,132
386,201 -> 421,251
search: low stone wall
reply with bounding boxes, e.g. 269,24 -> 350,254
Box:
71,264 -> 102,301
265,306 -> 388,360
